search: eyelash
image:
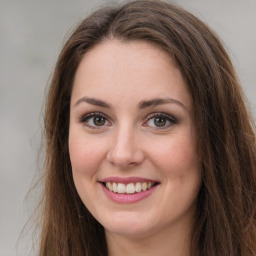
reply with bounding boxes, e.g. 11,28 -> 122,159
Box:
79,112 -> 178,129
143,112 -> 178,129
79,112 -> 111,129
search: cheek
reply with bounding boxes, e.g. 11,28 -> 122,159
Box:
68,132 -> 108,208
68,131 -> 107,177
153,133 -> 201,214
148,130 -> 201,182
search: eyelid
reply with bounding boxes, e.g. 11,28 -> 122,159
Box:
143,112 -> 178,128
145,112 -> 177,122
79,112 -> 112,128
78,111 -> 177,130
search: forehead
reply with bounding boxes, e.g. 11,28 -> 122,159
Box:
77,39 -> 177,75
71,39 -> 192,110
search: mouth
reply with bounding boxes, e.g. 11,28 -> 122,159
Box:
99,178 -> 160,203
102,181 -> 159,194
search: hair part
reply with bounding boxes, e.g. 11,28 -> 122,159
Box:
40,1 -> 256,255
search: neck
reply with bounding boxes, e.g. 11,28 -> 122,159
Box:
105,217 -> 193,256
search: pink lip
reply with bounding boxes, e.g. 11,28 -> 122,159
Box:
101,176 -> 158,184
99,179 -> 159,204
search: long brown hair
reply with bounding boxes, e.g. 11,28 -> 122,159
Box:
40,1 -> 256,255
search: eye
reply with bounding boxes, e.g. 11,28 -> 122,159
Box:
143,113 -> 177,129
80,112 -> 110,128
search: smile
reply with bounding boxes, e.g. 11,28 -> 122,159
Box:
100,177 -> 160,203
104,181 -> 156,194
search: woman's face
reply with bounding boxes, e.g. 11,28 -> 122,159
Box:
69,40 -> 202,239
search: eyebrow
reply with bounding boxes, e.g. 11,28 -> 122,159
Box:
138,98 -> 186,110
74,97 -> 111,109
74,96 -> 186,110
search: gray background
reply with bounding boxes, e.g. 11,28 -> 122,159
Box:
1,0 -> 255,255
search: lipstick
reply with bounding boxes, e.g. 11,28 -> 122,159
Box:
99,177 -> 159,203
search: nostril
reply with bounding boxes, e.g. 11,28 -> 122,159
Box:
106,146 -> 145,168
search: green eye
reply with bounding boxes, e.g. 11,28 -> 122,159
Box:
80,112 -> 110,128
144,113 -> 178,129
154,117 -> 167,127
93,116 -> 106,126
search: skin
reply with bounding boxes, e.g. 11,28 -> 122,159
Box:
69,40 -> 202,256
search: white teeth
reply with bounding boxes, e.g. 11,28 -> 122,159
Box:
135,182 -> 142,192
105,181 -> 155,194
106,182 -> 113,191
142,182 -> 147,191
126,183 -> 135,194
117,183 -> 126,193
112,182 -> 117,193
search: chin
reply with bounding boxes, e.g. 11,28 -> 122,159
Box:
101,211 -> 159,238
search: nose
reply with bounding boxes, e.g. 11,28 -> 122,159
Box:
106,125 -> 145,169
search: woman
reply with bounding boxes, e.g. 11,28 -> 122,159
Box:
39,0 -> 256,255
